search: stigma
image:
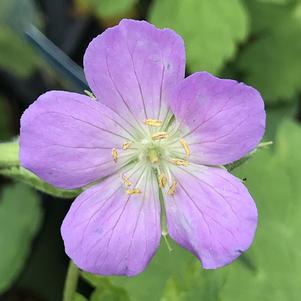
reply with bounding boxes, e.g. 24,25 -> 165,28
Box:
113,116 -> 192,198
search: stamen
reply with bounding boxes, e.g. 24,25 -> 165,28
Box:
152,131 -> 168,141
170,158 -> 189,167
144,119 -> 162,127
122,174 -> 132,187
158,174 -> 167,188
179,138 -> 191,156
167,180 -> 177,196
112,148 -> 118,163
126,188 -> 142,195
122,141 -> 132,150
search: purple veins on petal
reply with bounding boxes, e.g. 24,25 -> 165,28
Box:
61,167 -> 161,276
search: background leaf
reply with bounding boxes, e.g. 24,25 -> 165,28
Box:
219,120 -> 301,301
75,293 -> 88,301
238,0 -> 301,103
0,183 -> 42,293
160,263 -> 226,301
149,0 -> 248,74
75,0 -> 138,18
83,242 -> 195,301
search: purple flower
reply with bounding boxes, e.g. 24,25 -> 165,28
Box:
20,19 -> 265,276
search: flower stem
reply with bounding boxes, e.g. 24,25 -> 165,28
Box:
63,261 -> 80,301
0,166 -> 82,198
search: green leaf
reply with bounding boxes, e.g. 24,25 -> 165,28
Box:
238,0 -> 301,103
160,263 -> 227,301
81,274 -> 131,301
0,183 -> 43,293
83,242 -> 194,301
75,0 -> 138,18
0,26 -> 40,77
264,104 -> 297,141
75,293 -> 88,301
90,280 -> 131,301
111,243 -> 195,301
149,0 -> 248,74
219,119 -> 301,300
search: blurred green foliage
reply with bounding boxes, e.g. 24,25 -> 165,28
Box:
1,0 -> 301,300
0,183 -> 42,293
149,0 -> 248,74
0,26 -> 40,77
238,0 -> 301,103
0,0 -> 41,78
75,0 -> 138,18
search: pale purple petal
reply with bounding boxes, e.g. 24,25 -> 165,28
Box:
164,164 -> 257,269
170,72 -> 265,165
84,19 -> 185,125
61,167 -> 161,276
20,91 -> 134,189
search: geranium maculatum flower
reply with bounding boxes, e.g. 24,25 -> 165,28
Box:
20,19 -> 265,276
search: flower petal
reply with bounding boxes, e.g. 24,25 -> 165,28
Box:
84,19 -> 185,125
20,91 -> 135,189
164,164 -> 257,269
61,167 -> 161,276
170,72 -> 265,165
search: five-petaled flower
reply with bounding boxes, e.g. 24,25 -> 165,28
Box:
20,19 -> 265,276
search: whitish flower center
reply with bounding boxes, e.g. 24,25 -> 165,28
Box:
111,114 -> 190,196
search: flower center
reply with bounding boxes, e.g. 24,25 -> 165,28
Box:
111,116 -> 191,196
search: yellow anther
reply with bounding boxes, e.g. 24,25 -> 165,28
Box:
126,188 -> 142,195
112,148 -> 118,163
152,131 -> 168,141
170,158 -> 189,167
122,174 -> 132,187
158,174 -> 167,188
180,139 -> 191,157
144,119 -> 162,127
122,141 -> 132,150
167,180 -> 177,196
